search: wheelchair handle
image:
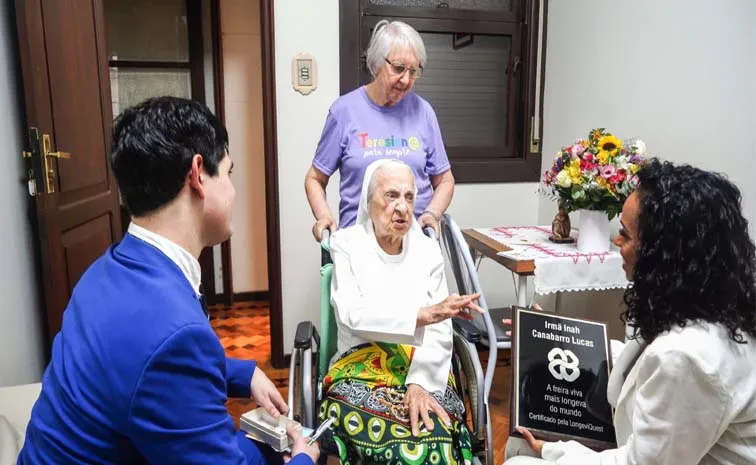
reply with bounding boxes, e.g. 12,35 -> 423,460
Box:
423,226 -> 437,241
320,228 -> 330,248
320,229 -> 332,266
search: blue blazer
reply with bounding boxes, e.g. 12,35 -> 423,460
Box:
18,234 -> 312,465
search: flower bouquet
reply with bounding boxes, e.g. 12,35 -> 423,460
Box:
542,128 -> 648,250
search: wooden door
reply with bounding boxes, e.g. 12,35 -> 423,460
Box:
15,0 -> 122,341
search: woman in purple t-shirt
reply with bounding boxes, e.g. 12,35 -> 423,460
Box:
305,20 -> 455,241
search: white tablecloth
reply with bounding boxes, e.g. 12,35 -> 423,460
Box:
474,226 -> 629,295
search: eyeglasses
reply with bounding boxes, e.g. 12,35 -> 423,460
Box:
384,58 -> 423,79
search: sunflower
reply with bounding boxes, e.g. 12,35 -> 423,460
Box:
597,134 -> 623,153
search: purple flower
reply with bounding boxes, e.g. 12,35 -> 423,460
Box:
556,158 -> 564,169
600,165 -> 616,179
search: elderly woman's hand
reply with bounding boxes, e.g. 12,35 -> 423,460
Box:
405,384 -> 451,437
417,293 -> 484,327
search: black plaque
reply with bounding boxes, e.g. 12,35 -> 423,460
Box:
510,306 -> 617,450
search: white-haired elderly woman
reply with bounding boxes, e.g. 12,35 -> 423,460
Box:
305,19 -> 455,241
319,159 -> 482,465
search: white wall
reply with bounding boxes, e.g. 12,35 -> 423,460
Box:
274,0 -> 756,350
222,0 -> 268,293
537,0 -> 756,333
0,1 -> 45,386
273,1 -> 541,351
275,0 -> 340,350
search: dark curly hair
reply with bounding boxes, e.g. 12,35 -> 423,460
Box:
622,158 -> 756,343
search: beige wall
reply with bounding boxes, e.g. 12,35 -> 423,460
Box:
221,0 -> 268,293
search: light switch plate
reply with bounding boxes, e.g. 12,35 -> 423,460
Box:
292,53 -> 317,95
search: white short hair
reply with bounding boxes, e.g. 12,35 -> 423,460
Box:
365,20 -> 427,78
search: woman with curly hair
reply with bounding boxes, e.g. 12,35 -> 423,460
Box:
506,158 -> 756,465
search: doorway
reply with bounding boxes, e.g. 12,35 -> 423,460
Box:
14,0 -> 283,364
104,0 -> 234,304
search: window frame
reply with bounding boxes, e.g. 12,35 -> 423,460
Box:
340,0 -> 547,183
106,0 -> 206,102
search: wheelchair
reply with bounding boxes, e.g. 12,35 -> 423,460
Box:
439,213 -> 512,354
288,223 -> 498,465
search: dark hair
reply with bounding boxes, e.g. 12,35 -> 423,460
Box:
622,158 -> 756,343
110,96 -> 229,216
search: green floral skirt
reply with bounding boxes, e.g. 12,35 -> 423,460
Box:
319,342 -> 473,465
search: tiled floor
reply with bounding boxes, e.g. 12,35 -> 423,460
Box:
211,302 -> 512,465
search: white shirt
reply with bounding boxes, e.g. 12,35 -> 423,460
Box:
127,223 -> 202,296
540,322 -> 756,465
329,223 -> 453,394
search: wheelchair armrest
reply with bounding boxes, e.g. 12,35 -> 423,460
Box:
295,321 -> 314,349
453,317 -> 481,343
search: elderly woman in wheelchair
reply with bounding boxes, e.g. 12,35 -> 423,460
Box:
317,159 -> 484,465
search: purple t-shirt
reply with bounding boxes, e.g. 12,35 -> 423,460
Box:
312,87 -> 450,228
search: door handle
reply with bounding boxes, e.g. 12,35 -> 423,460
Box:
19,131 -> 71,195
42,134 -> 71,159
48,151 -> 71,159
41,134 -> 71,194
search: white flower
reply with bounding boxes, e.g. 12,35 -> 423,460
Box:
556,170 -> 572,188
630,139 -> 647,156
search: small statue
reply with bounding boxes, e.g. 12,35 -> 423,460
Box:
550,202 -> 575,243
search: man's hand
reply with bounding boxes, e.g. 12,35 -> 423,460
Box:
417,293 -> 484,327
405,384 -> 451,437
516,426 -> 546,457
250,368 -> 289,418
283,424 -> 320,464
312,217 -> 335,242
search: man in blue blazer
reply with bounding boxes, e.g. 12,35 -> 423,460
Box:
18,97 -> 319,465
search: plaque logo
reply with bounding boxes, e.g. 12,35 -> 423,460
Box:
547,347 -> 580,382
